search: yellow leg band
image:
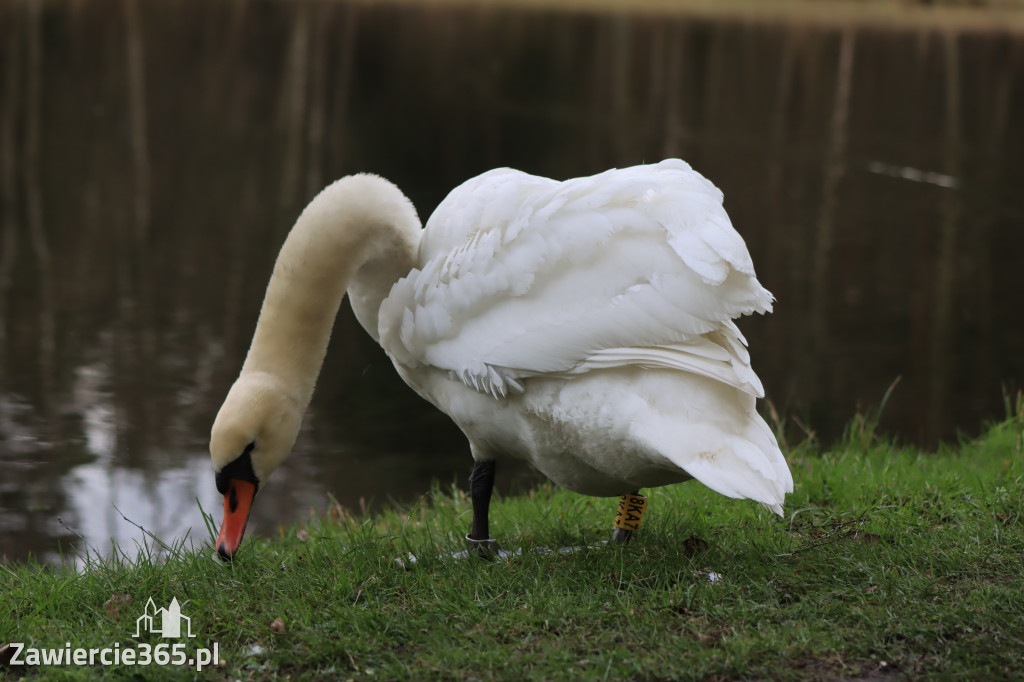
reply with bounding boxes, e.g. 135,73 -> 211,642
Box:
613,493 -> 647,532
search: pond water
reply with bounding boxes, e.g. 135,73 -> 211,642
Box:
1,0 -> 1022,564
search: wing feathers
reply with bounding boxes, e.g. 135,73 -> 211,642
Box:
379,160 -> 773,398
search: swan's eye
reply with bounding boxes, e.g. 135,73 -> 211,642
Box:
215,441 -> 260,494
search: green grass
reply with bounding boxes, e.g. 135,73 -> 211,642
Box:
2,401 -> 1024,681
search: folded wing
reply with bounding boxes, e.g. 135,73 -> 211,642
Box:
378,159 -> 774,398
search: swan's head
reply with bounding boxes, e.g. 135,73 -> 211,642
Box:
209,372 -> 303,560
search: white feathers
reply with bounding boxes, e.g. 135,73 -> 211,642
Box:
375,159 -> 792,513
217,161 -> 792,533
379,159 -> 773,399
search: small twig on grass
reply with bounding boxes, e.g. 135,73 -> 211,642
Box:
57,515 -> 101,563
112,504 -> 182,560
777,511 -> 869,557
1,561 -> 21,583
791,414 -> 817,443
765,399 -> 817,449
481,591 -> 507,607
353,575 -> 376,604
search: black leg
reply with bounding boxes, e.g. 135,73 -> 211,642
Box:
610,526 -> 632,545
611,491 -> 647,545
466,460 -> 499,557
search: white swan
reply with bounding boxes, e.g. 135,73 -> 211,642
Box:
210,159 -> 793,558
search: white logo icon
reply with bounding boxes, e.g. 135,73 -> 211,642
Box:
133,597 -> 195,638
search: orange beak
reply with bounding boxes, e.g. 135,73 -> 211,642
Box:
216,479 -> 257,560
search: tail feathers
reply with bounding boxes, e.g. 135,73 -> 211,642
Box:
659,427 -> 793,516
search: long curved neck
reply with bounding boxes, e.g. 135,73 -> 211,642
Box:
239,174 -> 421,409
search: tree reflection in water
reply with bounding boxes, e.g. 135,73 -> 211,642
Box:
0,0 -> 1021,563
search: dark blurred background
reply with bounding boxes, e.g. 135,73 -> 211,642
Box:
1,0 -> 1022,563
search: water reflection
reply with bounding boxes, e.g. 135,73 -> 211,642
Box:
0,0 -> 1022,564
